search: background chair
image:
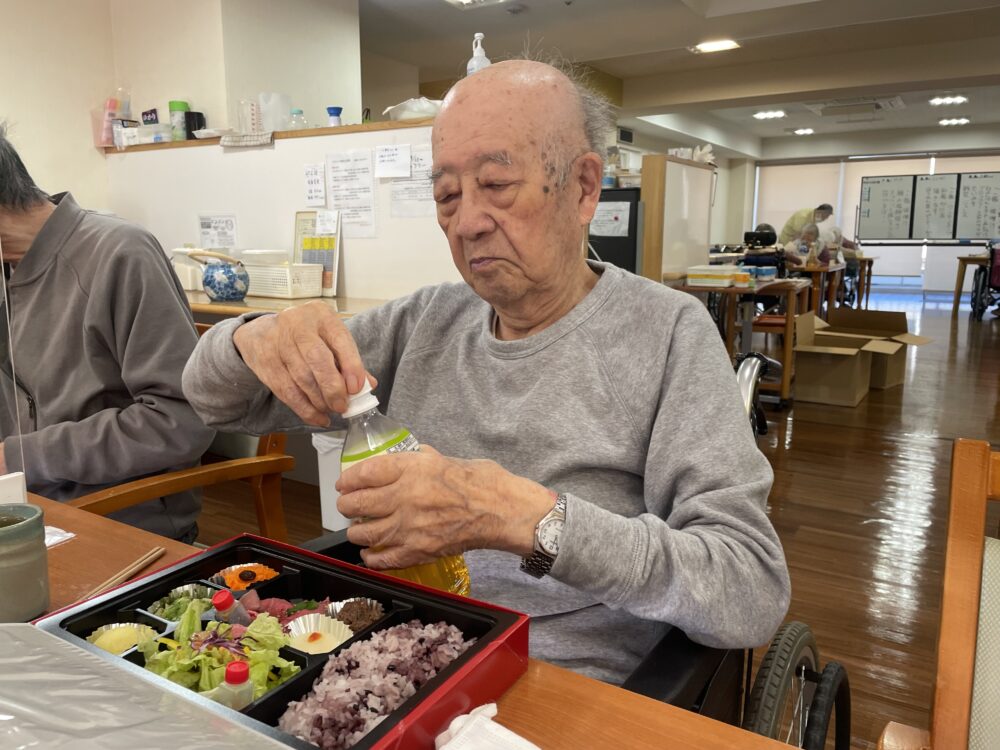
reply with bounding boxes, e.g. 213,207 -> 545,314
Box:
879,439 -> 1000,750
68,323 -> 294,542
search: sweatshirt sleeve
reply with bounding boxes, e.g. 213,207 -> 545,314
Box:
5,234 -> 216,487
182,287 -> 440,435
548,300 -> 790,649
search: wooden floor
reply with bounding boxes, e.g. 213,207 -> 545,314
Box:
198,292 -> 1000,749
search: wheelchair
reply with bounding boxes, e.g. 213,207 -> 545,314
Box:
302,354 -> 850,748
970,241 -> 1000,321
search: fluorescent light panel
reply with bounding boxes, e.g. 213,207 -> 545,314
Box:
939,117 -> 970,126
693,39 -> 740,53
753,110 -> 786,120
793,128 -> 814,135
929,95 -> 968,106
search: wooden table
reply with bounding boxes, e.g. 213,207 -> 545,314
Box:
796,262 -> 845,319
856,256 -> 878,309
34,495 -> 785,749
952,255 -> 989,314
185,290 -> 388,320
672,278 -> 809,360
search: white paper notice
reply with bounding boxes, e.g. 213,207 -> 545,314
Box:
391,146 -> 436,218
590,202 -> 630,237
304,162 -> 326,207
315,209 -> 339,236
374,144 -> 411,178
326,150 -> 376,239
198,213 -> 238,248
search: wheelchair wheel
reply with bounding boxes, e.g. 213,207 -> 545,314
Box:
743,621 -> 819,745
971,266 -> 987,321
803,661 -> 851,750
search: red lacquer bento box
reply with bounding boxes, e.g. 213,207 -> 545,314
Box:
35,534 -> 530,749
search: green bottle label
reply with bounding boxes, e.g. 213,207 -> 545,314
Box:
341,430 -> 419,472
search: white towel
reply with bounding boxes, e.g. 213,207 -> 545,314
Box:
435,704 -> 541,750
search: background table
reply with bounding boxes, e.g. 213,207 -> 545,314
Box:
856,256 -> 877,309
952,255 -> 989,314
185,291 -> 387,321
34,494 -> 786,750
795,262 -> 845,319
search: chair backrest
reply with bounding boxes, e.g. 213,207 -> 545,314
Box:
931,440 -> 1000,749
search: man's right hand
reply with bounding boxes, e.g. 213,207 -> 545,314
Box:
232,301 -> 368,426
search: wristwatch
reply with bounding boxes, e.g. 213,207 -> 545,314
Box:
520,493 -> 567,579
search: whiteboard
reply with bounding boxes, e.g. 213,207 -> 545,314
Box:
956,172 -> 1000,239
912,174 -> 958,239
858,175 -> 914,240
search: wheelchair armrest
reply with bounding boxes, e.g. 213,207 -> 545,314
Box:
301,530 -> 365,566
621,626 -> 731,708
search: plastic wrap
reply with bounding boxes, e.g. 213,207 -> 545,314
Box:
0,624 -> 286,749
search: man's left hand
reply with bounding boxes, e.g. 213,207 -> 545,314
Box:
335,446 -> 555,570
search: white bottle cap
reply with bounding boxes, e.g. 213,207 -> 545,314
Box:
342,379 -> 379,418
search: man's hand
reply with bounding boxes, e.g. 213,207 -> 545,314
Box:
335,446 -> 556,570
232,301 -> 369,426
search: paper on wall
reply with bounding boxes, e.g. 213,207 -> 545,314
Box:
374,144 -> 411,178
315,209 -> 339,236
198,213 -> 238,248
304,162 -> 326,207
590,202 -> 630,237
391,146 -> 436,218
326,149 -> 376,239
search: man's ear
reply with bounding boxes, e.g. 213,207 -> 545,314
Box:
576,153 -> 604,226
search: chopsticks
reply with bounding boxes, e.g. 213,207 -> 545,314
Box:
78,546 -> 166,601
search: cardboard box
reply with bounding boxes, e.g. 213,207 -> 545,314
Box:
794,312 -> 890,407
817,309 -> 932,389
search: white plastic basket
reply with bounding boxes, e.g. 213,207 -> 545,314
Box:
244,264 -> 323,299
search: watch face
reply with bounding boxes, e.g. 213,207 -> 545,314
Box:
538,519 -> 563,556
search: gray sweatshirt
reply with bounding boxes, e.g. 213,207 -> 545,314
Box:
183,262 -> 790,683
1,193 -> 215,539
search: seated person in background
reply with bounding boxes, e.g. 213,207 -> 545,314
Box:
783,222 -> 822,266
779,203 -> 833,245
183,60 -> 790,685
0,125 -> 215,541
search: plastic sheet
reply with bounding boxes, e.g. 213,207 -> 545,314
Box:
0,625 -> 286,750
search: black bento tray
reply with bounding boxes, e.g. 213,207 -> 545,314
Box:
35,534 -> 529,750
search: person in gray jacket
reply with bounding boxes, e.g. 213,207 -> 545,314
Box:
183,61 -> 790,683
0,126 -> 214,541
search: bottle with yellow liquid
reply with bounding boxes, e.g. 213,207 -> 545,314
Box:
340,381 -> 471,596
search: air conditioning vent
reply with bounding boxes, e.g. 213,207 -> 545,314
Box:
804,96 -> 906,118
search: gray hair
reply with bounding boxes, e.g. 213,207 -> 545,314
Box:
0,123 -> 48,211
799,223 -> 820,240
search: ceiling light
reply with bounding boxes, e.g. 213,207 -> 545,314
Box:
793,128 -> 814,135
939,117 -> 970,126
753,110 -> 786,120
441,0 -> 508,8
692,39 -> 740,53
929,95 -> 968,106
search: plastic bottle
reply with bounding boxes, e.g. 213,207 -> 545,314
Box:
466,33 -> 491,76
207,661 -> 254,710
340,381 -> 471,596
211,589 -> 252,626
326,106 -> 343,127
289,108 -> 308,130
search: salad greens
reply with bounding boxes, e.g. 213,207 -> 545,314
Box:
155,595 -> 211,621
141,601 -> 299,700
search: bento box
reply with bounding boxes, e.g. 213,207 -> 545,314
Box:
34,534 -> 530,750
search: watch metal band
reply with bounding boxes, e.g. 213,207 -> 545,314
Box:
520,493 -> 567,579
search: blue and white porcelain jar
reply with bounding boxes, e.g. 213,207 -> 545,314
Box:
189,252 -> 250,302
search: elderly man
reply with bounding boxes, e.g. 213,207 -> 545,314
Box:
778,203 -> 834,244
0,126 -> 214,540
183,61 -> 790,683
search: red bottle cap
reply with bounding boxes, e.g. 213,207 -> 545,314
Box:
212,589 -> 235,611
225,660 -> 250,685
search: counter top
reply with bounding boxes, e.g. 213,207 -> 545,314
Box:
185,290 -> 388,318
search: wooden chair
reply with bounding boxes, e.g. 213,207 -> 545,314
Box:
68,323 -> 293,542
750,281 -> 810,403
878,439 -> 1000,750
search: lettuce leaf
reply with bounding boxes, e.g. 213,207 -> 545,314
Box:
175,598 -> 210,644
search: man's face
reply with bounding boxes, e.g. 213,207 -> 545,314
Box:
431,103 -> 588,309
